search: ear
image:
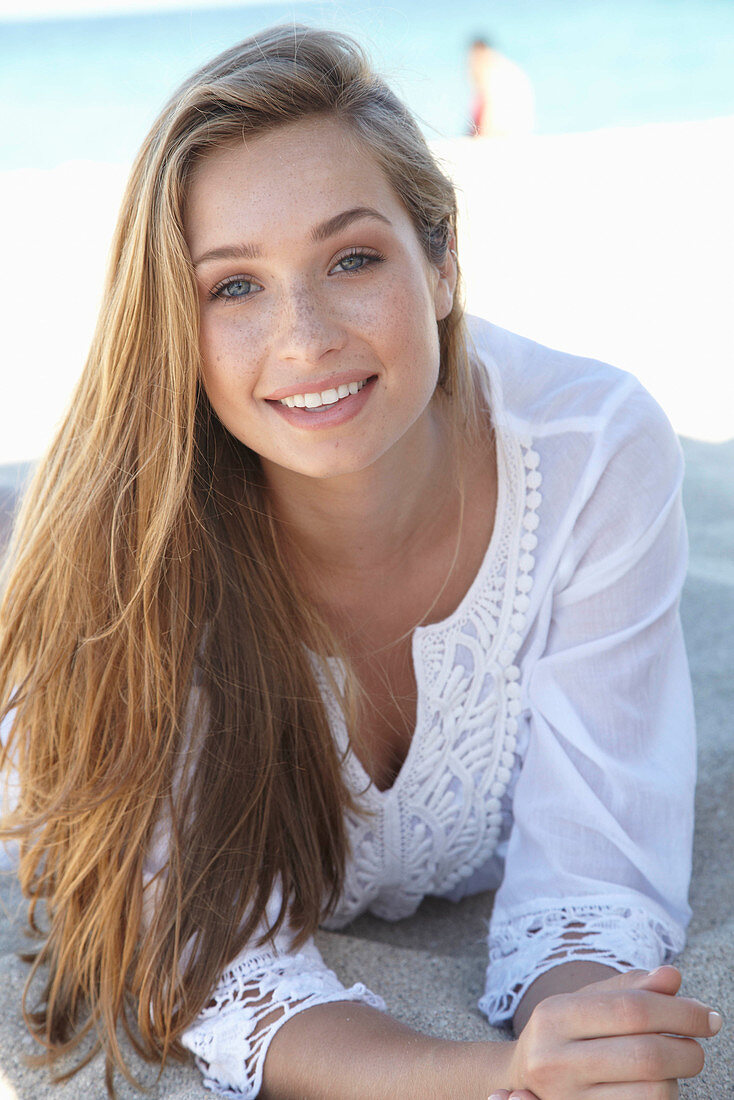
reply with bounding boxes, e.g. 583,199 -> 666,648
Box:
433,230 -> 458,321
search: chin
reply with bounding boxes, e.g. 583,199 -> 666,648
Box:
268,440 -> 389,482
291,455 -> 376,480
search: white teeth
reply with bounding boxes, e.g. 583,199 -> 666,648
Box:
279,379 -> 368,409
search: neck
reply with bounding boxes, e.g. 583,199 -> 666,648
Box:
262,404 -> 460,580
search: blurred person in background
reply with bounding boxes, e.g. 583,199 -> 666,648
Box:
468,36 -> 535,136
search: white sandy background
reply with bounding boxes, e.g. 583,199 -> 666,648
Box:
1,116 -> 733,470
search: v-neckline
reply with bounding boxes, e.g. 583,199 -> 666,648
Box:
338,419 -> 515,802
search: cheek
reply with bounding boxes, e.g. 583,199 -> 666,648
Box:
362,270 -> 438,346
374,278 -> 441,386
199,314 -> 261,399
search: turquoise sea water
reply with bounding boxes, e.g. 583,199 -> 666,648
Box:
2,0 -> 734,170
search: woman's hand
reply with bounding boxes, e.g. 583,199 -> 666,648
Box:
492,965 -> 722,1100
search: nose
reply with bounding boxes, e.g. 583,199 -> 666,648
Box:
274,284 -> 346,364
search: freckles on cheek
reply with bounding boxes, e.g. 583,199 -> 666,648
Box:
201,324 -> 257,386
385,275 -> 432,327
200,317 -> 231,366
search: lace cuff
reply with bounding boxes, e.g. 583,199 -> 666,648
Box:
181,941 -> 386,1098
479,898 -> 685,1026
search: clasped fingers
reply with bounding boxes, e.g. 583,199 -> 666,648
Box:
507,979 -> 722,1099
576,1033 -> 704,1084
529,984 -> 721,1043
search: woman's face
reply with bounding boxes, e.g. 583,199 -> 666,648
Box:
184,116 -> 455,483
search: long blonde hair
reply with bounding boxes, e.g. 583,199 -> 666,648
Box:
0,23 -> 479,1091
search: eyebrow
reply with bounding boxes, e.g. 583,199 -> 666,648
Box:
310,205 -> 392,242
192,206 -> 392,268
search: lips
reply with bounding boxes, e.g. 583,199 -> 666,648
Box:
265,372 -> 376,403
267,374 -> 376,427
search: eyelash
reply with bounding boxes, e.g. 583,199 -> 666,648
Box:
208,248 -> 385,303
208,276 -> 262,304
331,247 -> 384,274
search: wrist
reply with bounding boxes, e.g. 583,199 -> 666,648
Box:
426,1035 -> 517,1098
513,961 -> 620,1033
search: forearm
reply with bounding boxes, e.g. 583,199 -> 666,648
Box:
512,960 -> 620,1033
260,1000 -> 515,1099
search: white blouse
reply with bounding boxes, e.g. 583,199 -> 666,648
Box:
1,318 -> 696,1099
180,318 -> 695,1097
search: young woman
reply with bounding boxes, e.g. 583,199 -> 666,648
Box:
0,24 -> 721,1100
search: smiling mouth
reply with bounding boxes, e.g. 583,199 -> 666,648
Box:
277,378 -> 371,410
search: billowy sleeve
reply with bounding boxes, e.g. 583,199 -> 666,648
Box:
179,888 -> 385,1097
480,383 -> 695,1025
140,695 -> 385,1098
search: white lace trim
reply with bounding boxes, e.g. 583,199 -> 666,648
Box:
181,944 -> 385,1097
479,900 -> 685,1025
322,432 -> 543,926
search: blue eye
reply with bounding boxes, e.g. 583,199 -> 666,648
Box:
337,254 -> 368,272
211,276 -> 261,302
331,249 -> 384,275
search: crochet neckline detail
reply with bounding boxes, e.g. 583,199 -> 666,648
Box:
337,420 -> 538,808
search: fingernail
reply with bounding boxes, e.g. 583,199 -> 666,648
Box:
709,1010 -> 723,1035
488,1094 -> 504,1100
647,965 -> 664,976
